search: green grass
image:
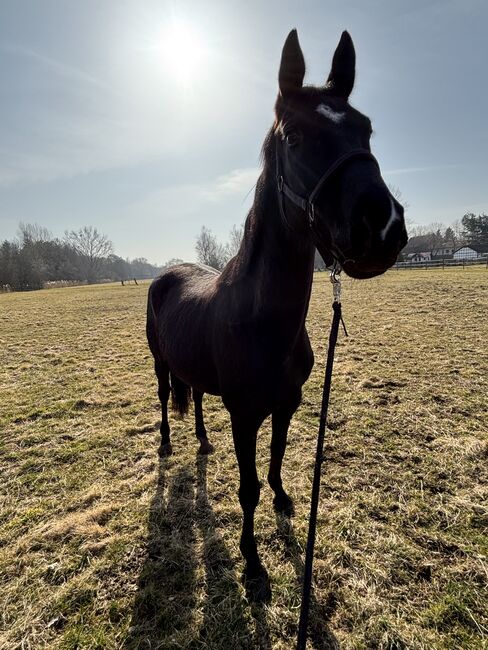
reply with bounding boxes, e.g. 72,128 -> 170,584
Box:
1,268 -> 487,649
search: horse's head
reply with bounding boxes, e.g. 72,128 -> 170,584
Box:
274,30 -> 408,279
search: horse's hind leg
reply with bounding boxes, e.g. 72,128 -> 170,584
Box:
268,388 -> 302,516
193,390 -> 214,455
154,360 -> 172,457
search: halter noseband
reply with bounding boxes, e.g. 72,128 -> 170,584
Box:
276,148 -> 380,227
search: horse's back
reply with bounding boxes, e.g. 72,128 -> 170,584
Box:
150,260 -> 217,296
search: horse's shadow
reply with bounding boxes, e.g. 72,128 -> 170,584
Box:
126,453 -> 338,649
125,459 -> 197,647
125,455 -> 271,650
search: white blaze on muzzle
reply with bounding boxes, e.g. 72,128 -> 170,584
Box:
380,198 -> 401,242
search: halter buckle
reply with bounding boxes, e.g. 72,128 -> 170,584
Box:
277,175 -> 283,192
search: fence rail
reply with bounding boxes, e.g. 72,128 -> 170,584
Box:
395,257 -> 488,270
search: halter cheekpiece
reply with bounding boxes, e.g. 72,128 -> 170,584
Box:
276,148 -> 380,227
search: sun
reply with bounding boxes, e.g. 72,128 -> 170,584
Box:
160,21 -> 207,86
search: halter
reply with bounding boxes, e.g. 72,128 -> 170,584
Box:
276,147 -> 380,228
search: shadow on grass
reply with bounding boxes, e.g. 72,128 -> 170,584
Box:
193,455 -> 272,650
126,455 -> 271,649
276,513 -> 340,650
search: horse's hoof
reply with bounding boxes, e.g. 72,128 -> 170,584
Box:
243,564 -> 272,603
273,493 -> 295,517
158,442 -> 173,457
198,439 -> 214,455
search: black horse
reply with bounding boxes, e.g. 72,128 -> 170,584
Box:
147,30 -> 407,599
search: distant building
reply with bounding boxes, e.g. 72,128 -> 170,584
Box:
402,235 -> 433,256
453,246 -> 481,260
431,243 -> 455,259
407,252 -> 431,262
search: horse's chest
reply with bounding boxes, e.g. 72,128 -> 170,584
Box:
218,324 -> 313,392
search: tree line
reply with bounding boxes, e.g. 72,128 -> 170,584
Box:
0,224 -> 163,291
3,212 -> 486,292
403,213 -> 488,255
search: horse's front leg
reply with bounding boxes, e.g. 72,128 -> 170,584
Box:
230,410 -> 270,602
268,387 -> 302,516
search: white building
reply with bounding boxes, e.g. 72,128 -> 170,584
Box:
407,252 -> 431,262
453,246 -> 481,260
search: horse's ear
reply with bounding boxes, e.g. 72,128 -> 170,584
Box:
279,29 -> 305,96
326,31 -> 355,99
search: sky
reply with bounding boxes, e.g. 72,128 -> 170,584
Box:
0,0 -> 486,265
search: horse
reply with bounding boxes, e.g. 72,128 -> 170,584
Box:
146,29 -> 407,600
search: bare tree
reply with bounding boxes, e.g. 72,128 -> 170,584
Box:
414,222 -> 445,252
15,223 -> 53,287
161,257 -> 184,272
225,224 -> 244,259
18,222 -> 52,244
64,226 -> 113,283
407,224 -> 429,238
195,226 -> 227,270
387,184 -> 409,212
451,219 -> 463,243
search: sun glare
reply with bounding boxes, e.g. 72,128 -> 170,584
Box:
160,21 -> 207,86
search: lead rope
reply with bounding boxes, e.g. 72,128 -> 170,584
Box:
297,266 -> 347,650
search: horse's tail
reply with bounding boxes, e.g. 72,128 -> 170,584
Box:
170,372 -> 191,418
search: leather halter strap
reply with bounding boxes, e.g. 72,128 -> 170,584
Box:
276,148 -> 380,226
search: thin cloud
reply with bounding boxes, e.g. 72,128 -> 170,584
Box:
202,167 -> 260,202
384,164 -> 461,176
121,167 -> 261,229
2,44 -> 113,93
0,122 -> 176,187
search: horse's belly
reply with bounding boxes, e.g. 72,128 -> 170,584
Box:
160,320 -> 221,395
172,362 -> 221,396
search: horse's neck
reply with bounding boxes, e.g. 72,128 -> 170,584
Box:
228,170 -> 316,327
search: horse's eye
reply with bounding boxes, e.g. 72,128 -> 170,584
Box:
285,132 -> 300,147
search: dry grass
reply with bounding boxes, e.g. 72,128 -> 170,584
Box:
1,268 -> 487,649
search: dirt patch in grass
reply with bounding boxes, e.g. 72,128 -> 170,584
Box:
1,269 -> 487,649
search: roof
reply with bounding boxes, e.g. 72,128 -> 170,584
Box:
402,235 -> 432,254
454,245 -> 479,253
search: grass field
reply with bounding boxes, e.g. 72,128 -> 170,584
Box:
1,267 -> 487,650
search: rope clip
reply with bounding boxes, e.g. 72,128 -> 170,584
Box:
329,263 -> 348,336
329,264 -> 342,304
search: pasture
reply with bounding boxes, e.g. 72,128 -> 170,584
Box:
1,268 -> 487,649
